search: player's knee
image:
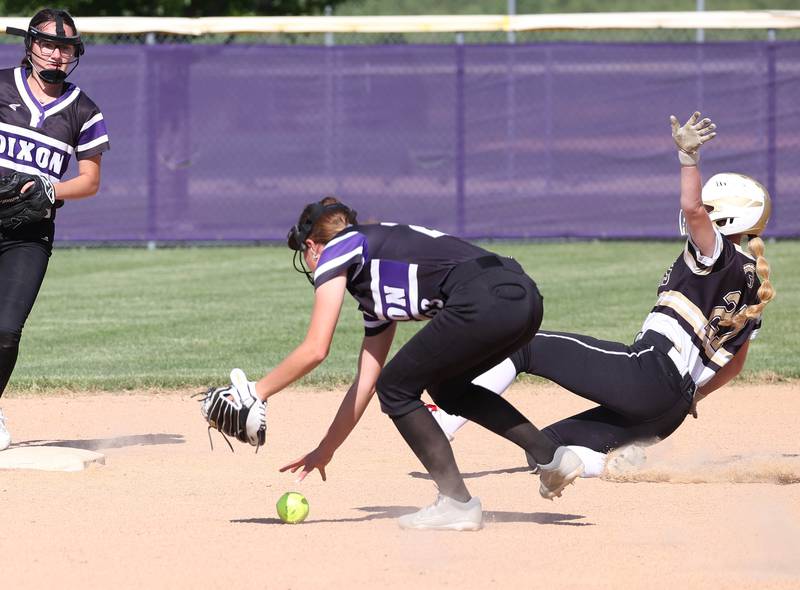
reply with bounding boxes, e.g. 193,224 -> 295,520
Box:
428,385 -> 463,415
375,370 -> 392,399
0,326 -> 21,352
375,371 -> 406,415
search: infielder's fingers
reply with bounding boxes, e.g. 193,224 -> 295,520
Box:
669,115 -> 679,132
319,466 -> 326,482
278,457 -> 304,472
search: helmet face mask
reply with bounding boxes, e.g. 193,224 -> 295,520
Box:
286,201 -> 357,286
6,10 -> 84,84
679,173 -> 772,238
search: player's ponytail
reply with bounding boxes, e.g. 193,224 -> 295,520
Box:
722,236 -> 775,330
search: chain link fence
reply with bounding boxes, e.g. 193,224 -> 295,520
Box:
4,15 -> 796,242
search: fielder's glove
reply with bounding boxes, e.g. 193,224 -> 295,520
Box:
200,368 -> 267,452
669,111 -> 717,166
0,172 -> 55,231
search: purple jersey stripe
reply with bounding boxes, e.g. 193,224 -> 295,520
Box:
314,231 -> 367,288
377,259 -> 414,321
78,119 -> 109,146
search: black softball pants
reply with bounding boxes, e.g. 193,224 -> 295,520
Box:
377,256 -> 555,502
377,256 -> 542,418
0,238 -> 51,397
512,330 -> 695,453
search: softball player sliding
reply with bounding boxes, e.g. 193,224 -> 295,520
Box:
203,199 -> 586,531
429,112 -> 775,476
0,8 -> 110,451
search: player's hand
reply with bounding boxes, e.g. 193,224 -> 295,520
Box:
689,392 -> 707,419
280,446 -> 333,482
670,111 -> 716,166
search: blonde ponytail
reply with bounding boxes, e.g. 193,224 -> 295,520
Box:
721,236 -> 775,330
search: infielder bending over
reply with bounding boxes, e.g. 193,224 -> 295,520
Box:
0,8 -> 110,450
429,112 -> 774,476
201,199 -> 584,531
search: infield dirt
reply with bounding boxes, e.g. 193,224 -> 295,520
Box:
1,382 -> 798,589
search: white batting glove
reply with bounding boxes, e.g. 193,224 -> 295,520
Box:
670,111 -> 717,166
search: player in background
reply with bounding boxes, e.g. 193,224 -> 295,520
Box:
204,200 -> 585,531
427,112 -> 774,476
0,8 -> 110,450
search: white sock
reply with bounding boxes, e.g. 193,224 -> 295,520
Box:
429,407 -> 466,441
566,445 -> 607,478
430,358 -> 519,440
472,358 -> 518,394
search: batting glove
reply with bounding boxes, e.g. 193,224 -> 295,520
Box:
670,111 -> 717,166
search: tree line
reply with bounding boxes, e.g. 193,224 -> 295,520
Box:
2,0 -> 799,18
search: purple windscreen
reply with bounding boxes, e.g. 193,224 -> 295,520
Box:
15,41 -> 796,242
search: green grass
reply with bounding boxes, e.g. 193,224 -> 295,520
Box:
9,240 -> 799,392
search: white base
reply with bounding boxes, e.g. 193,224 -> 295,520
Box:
0,446 -> 106,472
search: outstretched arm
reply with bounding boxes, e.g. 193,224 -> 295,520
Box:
670,111 -> 717,257
280,323 -> 397,481
255,274 -> 347,400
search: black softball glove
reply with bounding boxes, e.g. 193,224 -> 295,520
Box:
200,368 -> 267,452
0,172 -> 55,231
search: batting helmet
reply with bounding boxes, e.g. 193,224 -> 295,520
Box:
680,173 -> 772,237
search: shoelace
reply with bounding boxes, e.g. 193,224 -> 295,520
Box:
416,495 -> 446,517
206,425 -> 235,453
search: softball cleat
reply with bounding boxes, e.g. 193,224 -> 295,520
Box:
398,494 -> 483,531
538,446 -> 584,499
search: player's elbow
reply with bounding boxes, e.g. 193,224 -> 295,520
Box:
303,340 -> 330,366
309,347 -> 329,366
729,354 -> 747,376
85,177 -> 101,197
79,169 -> 101,197
681,202 -> 707,223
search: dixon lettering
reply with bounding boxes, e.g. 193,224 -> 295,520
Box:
384,286 -> 406,307
48,151 -> 64,174
35,147 -> 49,168
17,140 -> 34,162
0,133 -> 65,176
383,286 -> 408,320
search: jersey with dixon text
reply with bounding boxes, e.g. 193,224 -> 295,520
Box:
313,223 -> 493,335
0,66 -> 109,183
